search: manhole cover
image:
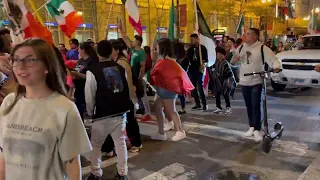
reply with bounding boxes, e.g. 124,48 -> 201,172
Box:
212,168 -> 266,180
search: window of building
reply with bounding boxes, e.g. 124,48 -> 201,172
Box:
75,30 -> 94,42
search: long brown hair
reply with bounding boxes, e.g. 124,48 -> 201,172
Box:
3,38 -> 67,115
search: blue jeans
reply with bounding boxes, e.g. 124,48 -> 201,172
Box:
241,84 -> 262,131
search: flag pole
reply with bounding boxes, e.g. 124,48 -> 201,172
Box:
107,0 -> 115,26
28,0 -> 45,25
32,1 -> 50,16
193,0 -> 204,73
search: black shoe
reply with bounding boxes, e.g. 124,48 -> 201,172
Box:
86,173 -> 101,180
191,105 -> 201,111
178,110 -> 186,114
115,173 -> 128,180
202,105 -> 208,111
136,109 -> 145,115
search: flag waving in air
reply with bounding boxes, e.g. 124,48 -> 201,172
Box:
195,2 -> 216,67
308,8 -> 318,34
168,0 -> 176,40
250,18 -> 253,28
46,0 -> 83,38
4,0 -> 53,44
121,0 -> 142,36
236,14 -> 245,37
195,2 -> 216,94
282,0 -> 296,19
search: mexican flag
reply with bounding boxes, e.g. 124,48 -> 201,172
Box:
308,11 -> 318,34
250,18 -> 253,28
121,0 -> 142,36
195,2 -> 216,93
46,0 -> 83,38
168,0 -> 176,40
236,14 -> 245,37
282,0 -> 296,19
195,2 -> 216,67
6,2 -> 53,44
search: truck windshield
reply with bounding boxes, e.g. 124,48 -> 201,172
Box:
302,36 -> 320,49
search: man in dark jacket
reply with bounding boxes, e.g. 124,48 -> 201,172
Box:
187,33 -> 208,111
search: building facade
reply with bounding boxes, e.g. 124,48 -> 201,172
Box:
25,0 -> 273,46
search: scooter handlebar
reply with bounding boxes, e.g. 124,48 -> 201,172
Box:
244,69 -> 282,76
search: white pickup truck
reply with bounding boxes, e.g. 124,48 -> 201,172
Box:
270,34 -> 320,91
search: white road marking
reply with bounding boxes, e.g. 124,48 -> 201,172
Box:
82,152 -> 139,175
139,121 -> 310,156
140,163 -> 196,180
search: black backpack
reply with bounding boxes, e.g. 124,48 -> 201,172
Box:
239,44 -> 267,70
89,60 -> 131,119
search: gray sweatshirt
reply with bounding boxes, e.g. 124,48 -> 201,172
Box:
232,41 -> 281,86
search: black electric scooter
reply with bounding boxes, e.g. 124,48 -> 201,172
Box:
244,69 -> 284,154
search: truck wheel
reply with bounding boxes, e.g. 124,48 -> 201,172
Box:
271,79 -> 286,91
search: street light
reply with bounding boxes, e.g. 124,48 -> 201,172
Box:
303,15 -> 310,20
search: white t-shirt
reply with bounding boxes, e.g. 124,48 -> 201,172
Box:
0,92 -> 92,180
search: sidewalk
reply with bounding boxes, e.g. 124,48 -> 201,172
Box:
298,154 -> 320,180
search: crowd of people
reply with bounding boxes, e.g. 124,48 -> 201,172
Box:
0,27 -> 282,180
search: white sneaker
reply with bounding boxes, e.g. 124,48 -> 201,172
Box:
171,131 -> 186,141
84,119 -> 93,126
164,121 -> 174,131
225,107 -> 232,115
244,127 -> 254,137
151,133 -> 167,141
253,130 -> 263,142
213,108 -> 223,114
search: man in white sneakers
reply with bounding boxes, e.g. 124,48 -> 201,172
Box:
231,28 -> 281,142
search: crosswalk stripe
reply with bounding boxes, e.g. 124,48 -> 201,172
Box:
138,121 -> 309,156
140,163 -> 197,180
82,152 -> 139,175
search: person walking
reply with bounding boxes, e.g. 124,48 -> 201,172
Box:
231,28 -> 281,142
119,24 -> 151,122
71,42 -> 99,120
85,40 -> 131,180
101,39 -> 142,155
150,38 -> 194,141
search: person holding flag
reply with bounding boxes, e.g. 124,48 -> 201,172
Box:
187,33 -> 208,111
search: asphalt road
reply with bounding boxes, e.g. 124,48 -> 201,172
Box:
82,87 -> 320,180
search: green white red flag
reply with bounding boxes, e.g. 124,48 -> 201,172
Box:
121,0 -> 142,36
46,0 -> 83,38
4,1 -> 53,44
236,14 -> 245,37
308,10 -> 318,34
282,0 -> 296,19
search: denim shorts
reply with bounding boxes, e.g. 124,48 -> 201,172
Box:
155,87 -> 177,99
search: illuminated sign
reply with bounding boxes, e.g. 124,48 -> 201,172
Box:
108,24 -> 146,30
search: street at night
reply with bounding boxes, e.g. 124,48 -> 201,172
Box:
82,86 -> 320,180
